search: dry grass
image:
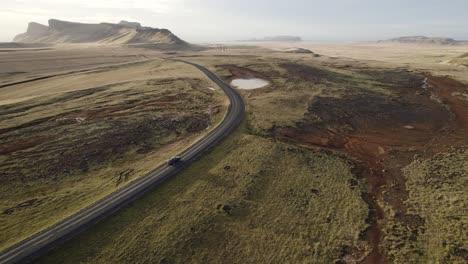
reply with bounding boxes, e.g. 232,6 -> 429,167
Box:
386,147 -> 467,263
0,57 -> 212,105
263,43 -> 468,84
0,45 -> 163,87
38,122 -> 368,264
2,43 -> 466,263
35,51 -> 373,264
0,56 -> 227,250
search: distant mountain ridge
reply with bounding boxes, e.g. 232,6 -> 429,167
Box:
379,36 -> 461,45
13,19 -> 190,49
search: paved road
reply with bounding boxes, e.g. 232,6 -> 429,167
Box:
0,60 -> 245,264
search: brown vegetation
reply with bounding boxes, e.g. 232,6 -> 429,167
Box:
275,65 -> 468,262
0,57 -> 225,250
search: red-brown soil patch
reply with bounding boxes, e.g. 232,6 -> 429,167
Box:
0,135 -> 51,155
275,73 -> 468,263
428,76 -> 468,133
218,64 -> 269,80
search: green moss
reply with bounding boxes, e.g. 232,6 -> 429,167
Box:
384,147 -> 468,263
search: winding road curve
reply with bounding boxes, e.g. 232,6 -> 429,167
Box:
0,60 -> 245,264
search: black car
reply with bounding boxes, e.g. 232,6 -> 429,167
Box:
167,156 -> 181,166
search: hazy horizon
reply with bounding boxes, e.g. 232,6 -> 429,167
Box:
2,0 -> 468,43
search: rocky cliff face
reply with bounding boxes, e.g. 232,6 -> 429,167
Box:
13,19 -> 189,48
13,22 -> 49,42
26,22 -> 49,35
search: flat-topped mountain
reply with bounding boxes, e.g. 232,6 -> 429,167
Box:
13,19 -> 190,49
379,36 -> 460,45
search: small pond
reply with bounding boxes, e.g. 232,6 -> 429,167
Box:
230,78 -> 269,89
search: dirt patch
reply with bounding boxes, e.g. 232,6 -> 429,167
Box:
274,72 -> 468,262
281,91 -> 449,154
218,64 -> 269,80
428,76 -> 468,133
0,135 -> 51,155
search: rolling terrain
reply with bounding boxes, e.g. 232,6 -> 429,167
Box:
29,44 -> 468,263
0,47 -> 228,254
0,60 -> 244,264
0,36 -> 466,263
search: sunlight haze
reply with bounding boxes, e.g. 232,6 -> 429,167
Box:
2,0 -> 468,42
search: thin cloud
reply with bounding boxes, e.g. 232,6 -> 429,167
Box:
1,0 -> 467,42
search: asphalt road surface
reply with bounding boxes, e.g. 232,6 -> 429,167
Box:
0,60 -> 245,264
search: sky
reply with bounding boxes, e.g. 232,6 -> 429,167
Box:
2,0 -> 468,42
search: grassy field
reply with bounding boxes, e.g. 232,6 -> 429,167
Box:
379,147 -> 467,264
0,45 -> 160,85
394,147 -> 466,263
38,122 -> 369,264
32,50 -> 372,263
1,43 -> 466,263
0,57 -> 227,250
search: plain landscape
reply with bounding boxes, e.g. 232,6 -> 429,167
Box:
0,14 -> 467,264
